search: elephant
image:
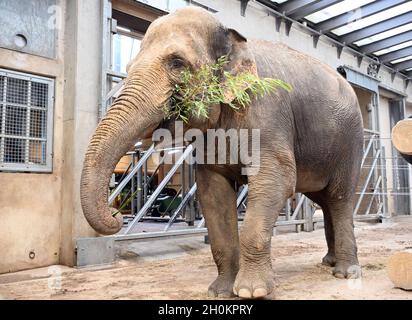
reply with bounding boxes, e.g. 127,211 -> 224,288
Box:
80,7 -> 363,298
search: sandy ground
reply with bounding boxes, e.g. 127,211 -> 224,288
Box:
0,218 -> 411,300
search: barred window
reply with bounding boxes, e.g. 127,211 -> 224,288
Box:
0,69 -> 54,172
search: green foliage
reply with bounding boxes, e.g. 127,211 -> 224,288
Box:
165,56 -> 292,122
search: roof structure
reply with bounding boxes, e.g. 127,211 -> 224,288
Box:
246,0 -> 412,79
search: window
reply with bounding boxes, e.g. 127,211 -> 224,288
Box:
0,69 -> 54,172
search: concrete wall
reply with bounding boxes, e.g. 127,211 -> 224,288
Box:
0,0 -> 101,273
0,0 -> 66,273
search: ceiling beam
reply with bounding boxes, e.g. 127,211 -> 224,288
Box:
359,30 -> 412,53
316,0 -> 409,32
289,0 -> 343,20
379,46 -> 412,63
392,59 -> 412,71
278,0 -> 322,16
341,12 -> 412,44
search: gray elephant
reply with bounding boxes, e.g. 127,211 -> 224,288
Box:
80,7 -> 363,298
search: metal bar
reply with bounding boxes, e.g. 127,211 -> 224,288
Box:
392,58 -> 412,71
106,70 -> 127,79
316,0 -> 409,32
361,134 -> 375,168
353,149 -> 381,216
275,219 -> 307,226
131,152 -> 136,215
290,0 -> 342,20
108,144 -> 155,204
364,176 -> 382,216
114,227 -> 208,242
236,185 -> 249,207
278,0 -> 322,15
379,46 -> 412,63
164,183 -> 197,231
197,217 -> 205,228
290,194 -> 306,220
341,12 -> 412,44
105,79 -> 124,101
124,144 -> 194,234
360,30 -> 412,54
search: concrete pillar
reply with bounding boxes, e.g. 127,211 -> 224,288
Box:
60,0 -> 102,266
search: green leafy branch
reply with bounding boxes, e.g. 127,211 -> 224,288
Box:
165,56 -> 292,122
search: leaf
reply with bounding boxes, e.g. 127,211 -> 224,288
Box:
165,56 -> 292,122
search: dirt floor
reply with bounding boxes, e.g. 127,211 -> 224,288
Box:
0,217 -> 411,300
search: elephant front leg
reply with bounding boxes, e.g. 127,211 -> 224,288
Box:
234,160 -> 296,298
196,166 -> 239,298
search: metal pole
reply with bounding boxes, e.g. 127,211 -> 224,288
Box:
131,152 -> 136,216
136,151 -> 142,212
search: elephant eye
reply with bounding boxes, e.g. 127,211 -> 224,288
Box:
170,57 -> 186,69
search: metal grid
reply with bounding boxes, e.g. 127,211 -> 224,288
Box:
0,69 -> 54,172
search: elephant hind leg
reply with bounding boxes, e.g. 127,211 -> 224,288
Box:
305,192 -> 336,267
307,190 -> 361,279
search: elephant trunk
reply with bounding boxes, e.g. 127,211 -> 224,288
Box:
80,70 -> 170,235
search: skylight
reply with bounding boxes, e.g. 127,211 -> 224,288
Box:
405,67 -> 412,71
391,55 -> 412,64
305,0 -> 375,24
332,2 -> 412,36
271,0 -> 289,3
354,22 -> 412,46
374,40 -> 412,55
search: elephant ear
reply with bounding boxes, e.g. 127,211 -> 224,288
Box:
220,29 -> 258,104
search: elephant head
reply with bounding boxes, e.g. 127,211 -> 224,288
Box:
80,7 -> 257,235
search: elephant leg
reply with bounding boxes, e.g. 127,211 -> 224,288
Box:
326,198 -> 361,279
305,192 -> 336,267
196,165 -> 239,297
233,157 -> 296,298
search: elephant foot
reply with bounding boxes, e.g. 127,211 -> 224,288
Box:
333,262 -> 362,279
322,252 -> 336,267
233,267 -> 274,299
208,275 -> 236,298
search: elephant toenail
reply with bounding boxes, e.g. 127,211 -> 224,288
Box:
238,288 -> 252,298
253,288 -> 268,298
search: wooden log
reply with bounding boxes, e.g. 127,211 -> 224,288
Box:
387,251 -> 412,290
392,119 -> 412,155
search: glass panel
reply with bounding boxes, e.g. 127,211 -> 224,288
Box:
3,137 -> 25,163
5,105 -> 27,136
332,2 -> 412,36
169,0 -> 188,12
391,55 -> 412,64
305,0 -> 375,23
406,67 -> 412,71
28,140 -> 46,164
112,34 -> 142,74
29,109 -> 47,138
138,0 -> 168,11
374,40 -> 412,55
0,76 -> 4,101
0,104 -> 3,134
6,77 -> 28,105
354,22 -> 412,46
31,82 -> 48,108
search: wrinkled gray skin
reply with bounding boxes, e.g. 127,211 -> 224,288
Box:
80,7 -> 363,298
